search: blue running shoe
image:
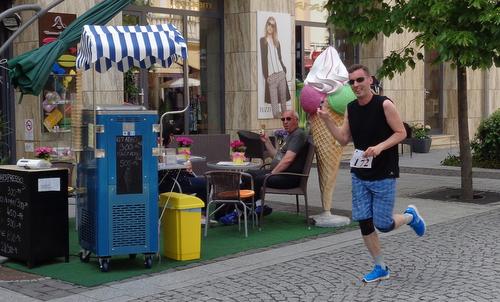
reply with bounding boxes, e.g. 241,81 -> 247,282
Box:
255,205 -> 262,215
404,205 -> 426,236
255,205 -> 273,216
219,211 -> 238,225
362,265 -> 390,283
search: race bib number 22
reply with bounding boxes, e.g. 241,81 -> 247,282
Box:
350,149 -> 373,169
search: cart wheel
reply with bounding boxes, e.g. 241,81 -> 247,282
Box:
144,255 -> 153,269
99,258 -> 110,272
79,250 -> 91,263
129,254 -> 137,260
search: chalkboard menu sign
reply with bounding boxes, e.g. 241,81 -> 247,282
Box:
0,172 -> 27,258
116,135 -> 143,195
0,166 -> 69,268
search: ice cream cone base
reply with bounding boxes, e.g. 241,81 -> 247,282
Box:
312,212 -> 351,228
310,108 -> 344,212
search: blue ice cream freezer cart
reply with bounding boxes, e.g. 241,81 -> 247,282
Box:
75,23 -> 188,272
77,105 -> 159,272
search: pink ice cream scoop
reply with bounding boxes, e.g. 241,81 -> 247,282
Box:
300,84 -> 326,114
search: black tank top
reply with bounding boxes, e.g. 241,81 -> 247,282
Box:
347,95 -> 399,180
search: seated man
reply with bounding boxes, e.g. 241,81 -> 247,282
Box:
243,110 -> 308,208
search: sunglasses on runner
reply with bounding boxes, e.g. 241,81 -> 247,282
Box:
281,117 -> 292,122
348,77 -> 366,85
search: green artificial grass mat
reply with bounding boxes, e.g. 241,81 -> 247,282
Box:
5,212 -> 357,287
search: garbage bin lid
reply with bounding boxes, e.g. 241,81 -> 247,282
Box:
159,192 -> 204,209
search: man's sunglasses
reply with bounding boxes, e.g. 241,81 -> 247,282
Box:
281,117 -> 292,122
348,77 -> 366,85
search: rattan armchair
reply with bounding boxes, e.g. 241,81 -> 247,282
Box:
260,138 -> 315,229
204,171 -> 255,237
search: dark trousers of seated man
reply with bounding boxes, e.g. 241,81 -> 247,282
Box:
244,169 -> 300,201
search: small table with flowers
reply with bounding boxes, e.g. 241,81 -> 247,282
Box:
206,160 -> 261,171
158,155 -> 206,192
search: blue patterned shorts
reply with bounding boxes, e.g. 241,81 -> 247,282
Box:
351,173 -> 396,231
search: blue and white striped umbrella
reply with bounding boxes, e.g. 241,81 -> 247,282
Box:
76,24 -> 187,73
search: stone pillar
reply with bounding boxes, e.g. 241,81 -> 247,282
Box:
224,0 -> 295,139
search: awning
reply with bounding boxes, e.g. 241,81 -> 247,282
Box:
76,24 -> 187,73
160,77 -> 200,88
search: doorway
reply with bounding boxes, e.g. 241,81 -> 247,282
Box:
424,49 -> 443,134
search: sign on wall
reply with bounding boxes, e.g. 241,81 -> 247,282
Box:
38,12 -> 77,69
24,119 -> 33,141
38,12 -> 75,47
257,11 -> 292,119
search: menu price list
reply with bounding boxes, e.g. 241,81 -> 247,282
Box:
0,167 -> 69,268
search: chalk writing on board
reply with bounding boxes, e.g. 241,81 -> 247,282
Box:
0,241 -> 18,255
0,168 -> 69,267
116,136 -> 143,194
0,172 -> 26,256
0,174 -> 24,186
7,187 -> 23,198
0,196 -> 28,210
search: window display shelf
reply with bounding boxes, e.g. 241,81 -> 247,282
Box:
39,74 -> 76,160
40,74 -> 75,134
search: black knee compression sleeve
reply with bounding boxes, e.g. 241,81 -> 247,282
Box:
359,218 -> 375,236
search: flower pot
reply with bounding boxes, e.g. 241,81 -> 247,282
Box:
231,152 -> 245,164
412,138 -> 432,153
177,147 -> 191,160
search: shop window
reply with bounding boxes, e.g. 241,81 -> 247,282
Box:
424,49 -> 443,134
295,1 -> 357,81
295,0 -> 328,23
296,24 -> 357,81
134,0 -> 221,12
140,13 -> 222,135
125,1 -> 222,134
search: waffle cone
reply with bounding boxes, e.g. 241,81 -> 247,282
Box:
310,108 -> 344,211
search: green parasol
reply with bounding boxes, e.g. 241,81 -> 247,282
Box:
7,0 -> 132,98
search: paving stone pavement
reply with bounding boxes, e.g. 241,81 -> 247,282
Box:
1,148 -> 500,301
129,208 -> 500,302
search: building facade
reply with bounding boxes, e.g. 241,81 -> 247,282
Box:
1,0 -> 499,162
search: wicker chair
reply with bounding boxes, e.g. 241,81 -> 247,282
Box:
204,171 -> 255,237
260,138 -> 315,229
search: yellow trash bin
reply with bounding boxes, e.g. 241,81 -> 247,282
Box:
159,192 -> 205,260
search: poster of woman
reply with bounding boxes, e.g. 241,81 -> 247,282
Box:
257,11 -> 292,119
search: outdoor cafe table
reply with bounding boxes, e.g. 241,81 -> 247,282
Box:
158,155 -> 206,192
158,155 -> 206,171
206,161 -> 261,171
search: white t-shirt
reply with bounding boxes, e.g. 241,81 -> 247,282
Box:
267,37 -> 284,75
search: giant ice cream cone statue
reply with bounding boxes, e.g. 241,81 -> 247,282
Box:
309,107 -> 343,213
300,46 -> 354,227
